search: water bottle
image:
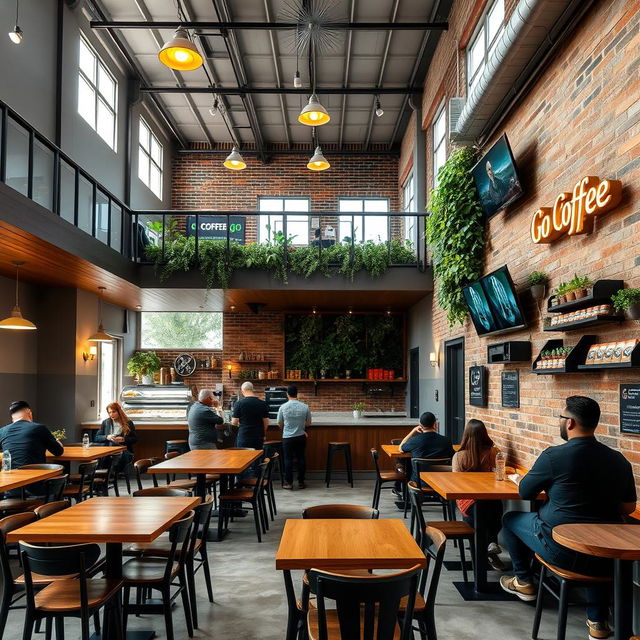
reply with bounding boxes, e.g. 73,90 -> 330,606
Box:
2,449 -> 11,472
495,450 -> 506,481
82,433 -> 90,448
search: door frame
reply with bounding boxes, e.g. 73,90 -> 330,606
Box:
444,337 -> 465,441
409,347 -> 420,419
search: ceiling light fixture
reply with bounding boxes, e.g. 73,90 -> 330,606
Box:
375,97 -> 384,118
8,0 -> 22,44
0,261 -> 36,330
293,70 -> 302,88
208,98 -> 220,117
298,94 -> 330,126
88,287 -> 114,343
158,27 -> 203,71
223,146 -> 246,171
307,145 -> 330,171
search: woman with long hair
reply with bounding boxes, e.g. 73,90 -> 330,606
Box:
95,402 -> 137,452
452,419 -> 504,570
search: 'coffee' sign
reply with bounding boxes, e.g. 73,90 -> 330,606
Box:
530,176 -> 622,244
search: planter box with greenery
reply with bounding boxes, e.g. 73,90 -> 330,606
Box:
127,351 -> 162,385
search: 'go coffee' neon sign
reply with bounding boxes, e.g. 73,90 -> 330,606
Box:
530,176 -> 622,244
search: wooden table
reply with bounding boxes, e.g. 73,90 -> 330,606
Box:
422,471 -> 529,601
8,496 -> 199,640
148,449 -> 262,541
47,445 -> 127,461
553,523 -> 640,640
0,468 -> 61,493
381,443 -> 461,458
276,518 -> 426,640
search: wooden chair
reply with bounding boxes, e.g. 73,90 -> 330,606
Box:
162,452 -> 198,491
133,458 -> 160,490
132,487 -> 190,497
122,511 -> 195,640
240,451 -> 279,521
19,541 -> 122,640
408,482 -> 475,584
33,500 -> 70,519
370,448 -> 407,511
411,458 -> 453,518
63,461 -> 98,503
306,565 -> 421,640
303,504 -> 379,519
532,554 -> 612,640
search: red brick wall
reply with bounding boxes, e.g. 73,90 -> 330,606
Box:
402,0 -> 640,476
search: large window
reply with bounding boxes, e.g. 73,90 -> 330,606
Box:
402,173 -> 416,247
432,107 -> 447,188
467,0 -> 505,90
98,338 -> 121,419
140,312 -> 223,350
338,198 -> 389,244
139,118 -> 163,199
258,198 -> 309,245
78,37 -> 117,150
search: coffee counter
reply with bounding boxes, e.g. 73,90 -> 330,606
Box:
80,412 -> 417,470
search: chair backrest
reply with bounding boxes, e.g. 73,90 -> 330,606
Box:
420,527 -> 447,621
264,452 -> 278,484
411,457 -> 452,487
134,458 -> 159,489
390,439 -> 402,445
165,451 -> 180,460
251,460 -> 270,499
133,487 -> 190,497
42,475 -> 69,503
76,461 -> 98,495
428,465 -> 452,473
20,463 -> 65,472
370,448 -> 382,478
163,511 -> 195,581
186,495 -> 214,559
0,512 -> 37,584
308,565 -> 421,640
100,454 -> 115,475
34,500 -> 70,519
407,482 -> 426,547
303,504 -> 379,519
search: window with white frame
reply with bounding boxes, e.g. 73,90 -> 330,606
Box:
467,0 -> 505,90
402,173 -> 416,247
338,198 -> 389,244
78,37 -> 117,150
432,106 -> 447,187
258,198 -> 309,245
138,119 -> 163,198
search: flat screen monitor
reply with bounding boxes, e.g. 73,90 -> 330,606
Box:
463,266 -> 527,337
471,134 -> 523,219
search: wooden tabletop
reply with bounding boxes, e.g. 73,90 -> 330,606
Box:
47,445 -> 127,461
553,524 -> 640,561
148,449 -> 262,475
7,496 -> 199,544
275,519 -> 426,570
381,443 -> 461,458
0,468 -> 62,493
421,471 -> 523,500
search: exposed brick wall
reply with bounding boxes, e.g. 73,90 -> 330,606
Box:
401,0 -> 640,479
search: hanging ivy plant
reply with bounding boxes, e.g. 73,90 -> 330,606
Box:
426,146 -> 485,326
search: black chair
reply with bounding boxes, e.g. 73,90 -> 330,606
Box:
325,442 -> 353,488
370,448 -> 407,511
240,451 -> 279,521
390,438 -> 402,445
94,452 -> 132,496
410,458 -> 454,525
133,458 -> 160,490
165,440 -> 189,455
33,500 -> 70,519
132,487 -> 190,497
306,565 -> 421,640
263,440 -> 284,486
19,541 -> 123,640
122,511 -> 195,640
63,461 -> 98,503
303,504 -> 379,520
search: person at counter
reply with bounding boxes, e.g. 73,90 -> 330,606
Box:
95,402 -> 137,452
232,382 -> 270,477
277,385 -> 311,490
188,389 -> 225,450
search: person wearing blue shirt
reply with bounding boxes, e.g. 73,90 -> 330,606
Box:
277,385 -> 311,490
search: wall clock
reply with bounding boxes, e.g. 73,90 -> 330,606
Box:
174,353 -> 197,377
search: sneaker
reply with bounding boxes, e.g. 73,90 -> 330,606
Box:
282,484 -> 293,490
487,542 -> 502,555
587,620 -> 612,639
488,553 -> 506,572
499,575 -> 536,602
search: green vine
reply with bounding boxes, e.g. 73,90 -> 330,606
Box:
426,146 -> 485,326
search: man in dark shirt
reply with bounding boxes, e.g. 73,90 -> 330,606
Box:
188,389 -> 224,450
500,396 -> 636,639
0,400 -> 64,495
231,382 -> 270,477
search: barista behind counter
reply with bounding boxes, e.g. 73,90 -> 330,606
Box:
188,389 -> 227,450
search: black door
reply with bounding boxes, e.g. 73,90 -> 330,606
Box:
409,348 -> 420,418
444,338 -> 465,443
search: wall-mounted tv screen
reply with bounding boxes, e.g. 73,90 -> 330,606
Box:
462,266 -> 526,337
471,134 -> 523,218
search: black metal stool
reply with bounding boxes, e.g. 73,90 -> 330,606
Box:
165,439 -> 189,455
325,442 -> 353,488
263,440 -> 284,487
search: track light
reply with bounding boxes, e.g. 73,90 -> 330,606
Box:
8,0 -> 22,44
223,146 -> 246,171
293,70 -> 302,88
158,28 -> 203,71
375,98 -> 384,118
209,98 -> 220,117
298,94 -> 330,126
307,146 -> 330,171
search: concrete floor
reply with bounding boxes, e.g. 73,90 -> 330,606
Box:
4,473 -> 591,639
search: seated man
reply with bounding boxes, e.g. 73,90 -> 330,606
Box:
500,395 -> 636,640
187,389 -> 225,450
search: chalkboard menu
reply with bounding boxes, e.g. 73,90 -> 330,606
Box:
501,371 -> 520,408
469,366 -> 487,407
620,384 -> 640,434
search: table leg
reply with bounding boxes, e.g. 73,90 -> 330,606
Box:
283,570 -> 301,640
195,473 -> 207,500
613,559 -> 633,640
208,473 -> 230,542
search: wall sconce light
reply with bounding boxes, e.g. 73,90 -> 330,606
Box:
227,364 -> 232,379
83,345 -> 97,362
429,352 -> 439,368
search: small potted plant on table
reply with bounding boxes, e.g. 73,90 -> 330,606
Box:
612,288 -> 640,320
528,271 -> 548,301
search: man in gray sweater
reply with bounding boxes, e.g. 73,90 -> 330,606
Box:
187,389 -> 224,450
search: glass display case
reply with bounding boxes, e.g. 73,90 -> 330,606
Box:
120,384 -> 193,422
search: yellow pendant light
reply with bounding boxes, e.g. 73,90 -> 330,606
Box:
298,94 -> 330,126
158,28 -> 203,72
0,261 -> 36,330
307,146 -> 330,171
88,287 -> 114,343
223,146 -> 247,171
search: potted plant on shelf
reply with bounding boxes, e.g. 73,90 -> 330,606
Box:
528,271 -> 548,301
127,351 -> 162,385
612,288 -> 640,320
569,274 -> 594,299
353,401 -> 366,420
555,282 -> 569,305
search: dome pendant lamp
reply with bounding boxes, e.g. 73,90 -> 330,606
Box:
298,94 -> 330,126
0,261 -> 36,330
158,28 -> 203,71
88,287 -> 114,343
8,0 -> 23,44
307,146 -> 330,171
223,146 -> 247,171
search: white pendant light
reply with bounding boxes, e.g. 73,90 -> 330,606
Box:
8,0 -> 22,44
158,28 -> 203,71
0,261 -> 36,330
223,146 -> 246,171
375,98 -> 384,118
88,287 -> 114,343
307,146 -> 330,171
208,98 -> 220,117
298,94 -> 330,126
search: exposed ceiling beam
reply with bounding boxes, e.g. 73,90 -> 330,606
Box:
140,86 -> 421,95
338,0 -> 356,150
91,20 -> 449,31
176,148 -> 399,156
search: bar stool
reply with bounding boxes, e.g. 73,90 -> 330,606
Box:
325,442 -> 353,488
263,440 -> 284,487
165,440 -> 189,455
